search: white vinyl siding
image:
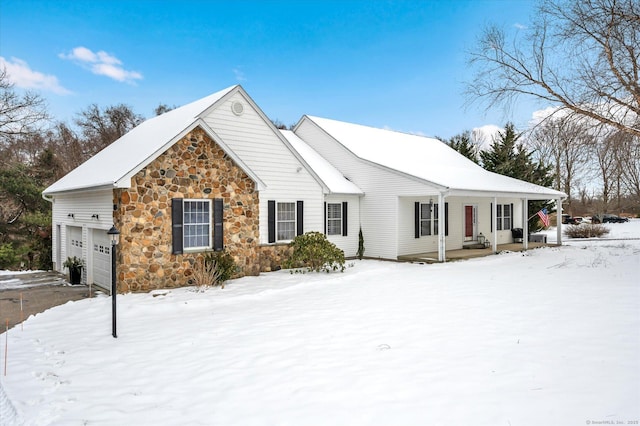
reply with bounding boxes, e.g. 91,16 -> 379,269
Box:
204,92 -> 324,244
50,189 -> 114,285
296,120 -> 441,259
324,195 -> 361,258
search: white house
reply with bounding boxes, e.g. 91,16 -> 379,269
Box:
293,115 -> 566,262
43,85 -> 565,292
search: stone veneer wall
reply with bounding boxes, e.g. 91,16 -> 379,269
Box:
113,127 -> 260,292
258,244 -> 293,272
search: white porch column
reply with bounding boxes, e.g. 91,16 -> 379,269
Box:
492,196 -> 498,253
523,198 -> 529,250
556,197 -> 563,245
438,194 -> 446,262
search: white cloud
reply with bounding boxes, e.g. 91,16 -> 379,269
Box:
59,46 -> 143,84
0,56 -> 71,95
472,124 -> 503,151
233,67 -> 246,82
514,23 -> 527,30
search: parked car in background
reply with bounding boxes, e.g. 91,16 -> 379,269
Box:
561,214 -> 582,224
592,214 -> 629,223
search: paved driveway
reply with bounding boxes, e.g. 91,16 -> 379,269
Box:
0,272 -> 92,330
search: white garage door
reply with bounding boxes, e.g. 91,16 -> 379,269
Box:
92,229 -> 111,290
68,226 -> 83,260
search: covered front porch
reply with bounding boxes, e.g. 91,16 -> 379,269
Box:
398,241 -> 556,263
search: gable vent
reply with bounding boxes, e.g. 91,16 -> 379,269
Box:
231,101 -> 244,116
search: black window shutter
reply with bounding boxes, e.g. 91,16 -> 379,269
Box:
171,198 -> 183,255
268,200 -> 276,243
213,198 -> 223,251
490,203 -> 493,232
296,201 -> 304,236
415,202 -> 420,239
342,201 -> 348,236
324,202 -> 327,234
445,202 -> 449,236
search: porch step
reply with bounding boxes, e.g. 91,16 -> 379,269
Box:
463,243 -> 487,249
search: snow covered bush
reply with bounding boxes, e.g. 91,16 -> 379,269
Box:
564,224 -> 610,239
285,231 -> 345,273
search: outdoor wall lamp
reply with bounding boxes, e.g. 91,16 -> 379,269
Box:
107,225 -> 120,338
91,214 -> 99,220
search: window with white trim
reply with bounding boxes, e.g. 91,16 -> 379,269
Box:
496,204 -> 512,231
183,199 -> 212,250
326,203 -> 342,235
277,202 -> 296,241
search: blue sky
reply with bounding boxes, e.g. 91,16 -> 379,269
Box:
1,0 -> 544,139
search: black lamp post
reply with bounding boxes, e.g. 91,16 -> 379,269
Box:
107,225 -> 120,338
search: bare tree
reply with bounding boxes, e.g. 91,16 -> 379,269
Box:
528,115 -> 590,214
592,127 -> 619,211
467,0 -> 640,138
154,103 -> 175,116
0,68 -> 49,161
75,103 -> 144,156
610,130 -> 640,203
44,122 -> 86,176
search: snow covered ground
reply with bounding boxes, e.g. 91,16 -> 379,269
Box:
1,221 -> 639,426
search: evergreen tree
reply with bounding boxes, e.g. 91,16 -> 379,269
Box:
447,131 -> 479,164
480,123 -> 555,231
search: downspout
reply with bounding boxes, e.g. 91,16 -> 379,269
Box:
437,190 -> 449,262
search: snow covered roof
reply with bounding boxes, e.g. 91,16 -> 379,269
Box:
279,130 -> 363,195
303,116 -> 566,199
44,85 -> 264,195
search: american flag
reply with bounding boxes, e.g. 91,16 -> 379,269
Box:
537,208 -> 550,228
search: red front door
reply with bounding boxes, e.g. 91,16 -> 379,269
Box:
465,206 -> 474,238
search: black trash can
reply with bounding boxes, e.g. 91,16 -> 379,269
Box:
511,228 -> 523,243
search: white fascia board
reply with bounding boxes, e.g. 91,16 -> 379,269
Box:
324,191 -> 365,197
43,182 -> 116,196
447,188 -> 567,200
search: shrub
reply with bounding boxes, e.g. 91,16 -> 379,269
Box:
564,224 -> 610,239
357,227 -> 365,260
0,243 -> 19,269
203,250 -> 238,287
285,231 -> 345,273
